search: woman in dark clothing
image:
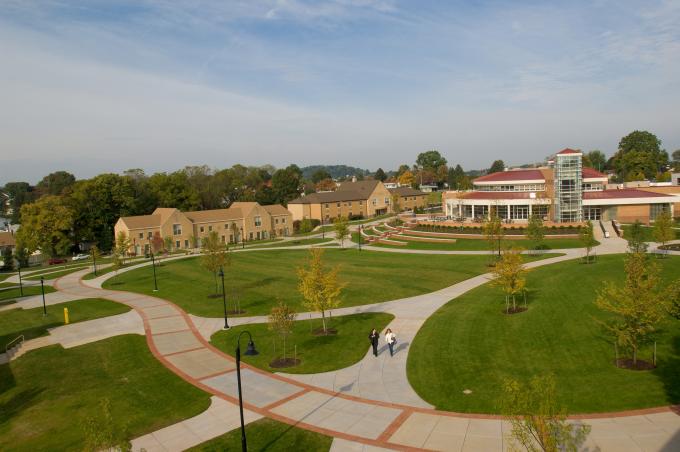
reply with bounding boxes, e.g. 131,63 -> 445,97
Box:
368,328 -> 379,357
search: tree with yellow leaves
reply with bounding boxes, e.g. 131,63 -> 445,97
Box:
398,170 -> 415,187
268,300 -> 297,363
297,248 -> 344,334
201,230 -> 229,296
492,247 -> 529,314
652,210 -> 674,257
483,215 -> 505,260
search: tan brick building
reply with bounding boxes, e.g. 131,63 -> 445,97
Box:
388,186 -> 428,211
114,202 -> 292,255
288,180 -> 392,222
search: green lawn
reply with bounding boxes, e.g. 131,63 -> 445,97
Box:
0,285 -> 56,302
358,233 -> 591,251
24,266 -> 92,281
245,237 -> 333,249
622,224 -> 680,242
0,273 -> 15,283
82,258 -> 152,280
189,418 -> 332,451
0,335 -> 211,451
104,249 -> 556,317
0,298 -> 130,348
211,312 -> 394,374
408,254 -> 680,414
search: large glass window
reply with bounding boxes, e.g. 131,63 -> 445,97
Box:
583,207 -> 601,220
254,216 -> 262,227
651,203 -> 670,221
172,224 -> 182,235
510,205 -> 529,220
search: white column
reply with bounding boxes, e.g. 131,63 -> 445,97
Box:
529,203 -> 532,218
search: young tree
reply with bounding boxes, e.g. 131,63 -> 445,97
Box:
483,215 -> 505,260
595,252 -> 670,366
502,374 -> 590,452
334,217 -> 349,248
391,193 -> 401,214
297,248 -> 344,334
115,231 -> 131,266
90,244 -> 101,273
268,300 -> 297,362
652,210 -> 674,256
491,247 -> 529,314
163,236 -> 173,253
526,214 -> 545,254
201,231 -> 229,295
151,232 -> 164,255
579,221 -> 597,263
626,220 -> 648,253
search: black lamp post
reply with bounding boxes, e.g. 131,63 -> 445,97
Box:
91,248 -> 97,276
235,331 -> 258,452
150,253 -> 158,292
40,276 -> 47,316
218,267 -> 229,329
16,257 -> 24,297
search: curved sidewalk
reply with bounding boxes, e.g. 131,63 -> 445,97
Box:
48,246 -> 680,451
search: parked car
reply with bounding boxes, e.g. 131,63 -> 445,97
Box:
72,253 -> 90,261
48,258 -> 67,265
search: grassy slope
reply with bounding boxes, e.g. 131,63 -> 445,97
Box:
0,286 -> 56,302
0,335 -> 211,451
408,254 -> 680,414
188,418 -> 332,452
622,224 -> 680,242
0,298 -> 130,347
245,237 -> 333,249
356,233 -> 591,251
211,313 -> 394,374
104,249 -> 555,317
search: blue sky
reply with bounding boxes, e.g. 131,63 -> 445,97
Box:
1,0 -> 679,182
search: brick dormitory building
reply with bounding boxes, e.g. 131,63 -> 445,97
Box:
114,202 -> 292,255
442,149 -> 680,224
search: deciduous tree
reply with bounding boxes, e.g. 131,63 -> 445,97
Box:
334,217 -> 349,248
416,150 -> 447,171
297,248 -> 344,334
491,247 -> 529,314
526,214 -> 545,253
201,231 -> 229,295
398,170 -> 415,187
268,300 -> 297,361
626,220 -> 648,253
579,221 -> 597,263
36,171 -> 76,196
652,210 -> 674,255
16,195 -> 74,258
373,168 -> 387,182
488,160 -> 505,174
483,215 -> 505,259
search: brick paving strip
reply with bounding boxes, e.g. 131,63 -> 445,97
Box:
46,233 -> 680,452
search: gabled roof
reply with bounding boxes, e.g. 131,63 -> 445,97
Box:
460,192 -> 534,200
388,187 -> 427,197
557,148 -> 581,155
152,207 -> 181,224
583,189 -> 669,200
262,204 -> 291,216
119,214 -> 161,230
0,231 -> 16,247
288,191 -> 366,204
473,169 -> 545,183
582,167 -> 608,179
184,208 -> 243,222
336,180 -> 380,195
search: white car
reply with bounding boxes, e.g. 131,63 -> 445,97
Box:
72,253 -> 90,261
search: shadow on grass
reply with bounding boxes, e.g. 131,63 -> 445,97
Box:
656,335 -> 680,405
0,324 -> 60,351
0,378 -> 45,424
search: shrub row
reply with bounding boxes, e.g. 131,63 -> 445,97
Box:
415,224 -> 583,235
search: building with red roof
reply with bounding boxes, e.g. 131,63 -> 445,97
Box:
442,149 -> 679,224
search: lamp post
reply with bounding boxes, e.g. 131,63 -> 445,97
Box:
16,257 -> 24,297
150,253 -> 158,292
235,331 -> 258,452
40,276 -> 47,316
218,267 -> 229,329
241,228 -> 245,249
91,248 -> 97,276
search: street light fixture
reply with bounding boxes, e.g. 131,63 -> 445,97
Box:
235,330 -> 258,452
40,276 -> 47,316
150,252 -> 158,292
218,267 -> 229,329
15,257 -> 23,297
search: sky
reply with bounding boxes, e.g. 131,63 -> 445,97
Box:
1,0 -> 680,183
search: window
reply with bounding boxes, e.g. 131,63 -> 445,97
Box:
583,207 -> 601,220
337,202 -> 340,207
175,240 -> 180,249
385,197 -> 389,203
229,234 -> 234,243
281,218 -> 286,224
249,232 -> 254,240
651,203 -> 670,221
221,235 -> 225,243
372,198 -> 377,205
199,226 -> 205,233
359,201 -> 363,205
254,216 -> 262,227
173,224 -> 182,235
148,231 -> 153,239
208,225 -> 213,232
184,239 -> 189,248
139,232 -> 143,239
325,203 -> 329,208
275,218 -> 279,224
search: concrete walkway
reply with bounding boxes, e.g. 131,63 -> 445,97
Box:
42,237 -> 679,451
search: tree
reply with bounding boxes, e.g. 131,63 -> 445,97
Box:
36,171 -> 76,196
148,171 -> 201,211
16,195 -> 74,258
163,236 -> 173,253
526,214 -> 545,253
483,215 -> 505,259
626,220 -> 648,253
652,210 -> 674,255
2,181 -> 36,223
373,168 -> 387,182
672,149 -> 680,171
488,160 -> 505,174
151,232 -> 164,254
596,252 -> 670,366
416,150 -> 447,171
396,164 -> 410,176
579,221 -> 597,263
201,231 -> 229,295
614,130 -> 668,180
398,170 -> 415,186
334,217 -> 349,248
311,169 -> 332,184
272,165 -> 302,205
268,300 -> 297,362
502,374 -> 590,452
491,247 -> 529,314
1,247 -> 14,271
297,248 -> 344,334
115,231 -> 131,264
315,178 -> 336,192
391,193 -> 401,214
583,150 -> 607,171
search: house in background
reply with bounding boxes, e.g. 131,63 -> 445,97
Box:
288,180 -> 392,222
388,186 -> 428,211
114,202 -> 292,255
0,231 -> 16,256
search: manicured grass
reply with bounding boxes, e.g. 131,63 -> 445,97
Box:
24,266 -> 92,281
245,237 -> 333,249
0,298 -> 130,347
357,233 -> 591,251
189,418 -> 332,451
82,258 -> 152,280
104,249 -> 556,317
408,254 -> 680,414
211,312 -> 394,374
0,273 -> 14,283
0,285 -> 56,302
622,224 -> 680,242
0,335 -> 211,451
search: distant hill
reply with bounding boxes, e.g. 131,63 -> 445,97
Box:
301,165 -> 370,180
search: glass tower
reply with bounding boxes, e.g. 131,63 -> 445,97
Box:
554,151 -> 583,222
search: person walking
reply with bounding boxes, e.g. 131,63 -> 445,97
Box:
368,328 -> 379,357
385,328 -> 396,357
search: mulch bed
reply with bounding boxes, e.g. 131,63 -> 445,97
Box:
312,327 -> 338,336
227,309 -> 246,315
269,357 -> 301,368
615,358 -> 656,370
207,294 -> 222,299
503,306 -> 528,315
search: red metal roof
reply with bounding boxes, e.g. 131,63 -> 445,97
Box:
473,169 -> 545,183
557,148 -> 581,154
582,167 -> 608,179
583,189 -> 668,200
461,192 -> 533,200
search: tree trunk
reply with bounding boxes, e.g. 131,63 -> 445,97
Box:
633,345 -> 637,366
512,294 -> 516,311
321,310 -> 327,333
214,271 -> 218,294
